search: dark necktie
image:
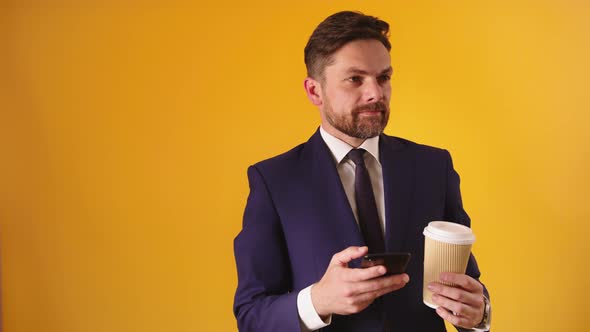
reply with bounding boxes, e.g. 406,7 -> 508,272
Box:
347,149 -> 385,254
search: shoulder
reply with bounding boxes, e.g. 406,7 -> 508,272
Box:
251,142 -> 307,173
246,134 -> 321,189
249,129 -> 327,175
381,134 -> 451,161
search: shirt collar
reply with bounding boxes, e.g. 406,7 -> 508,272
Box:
319,126 -> 380,164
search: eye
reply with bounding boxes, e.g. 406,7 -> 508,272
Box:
377,75 -> 391,83
347,76 -> 363,83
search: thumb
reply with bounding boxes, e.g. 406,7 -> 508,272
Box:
330,246 -> 368,266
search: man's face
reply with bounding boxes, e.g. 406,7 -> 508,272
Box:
318,39 -> 392,139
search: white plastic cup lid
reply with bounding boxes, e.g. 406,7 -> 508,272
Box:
423,221 -> 475,245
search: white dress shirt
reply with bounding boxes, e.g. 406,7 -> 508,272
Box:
297,126 -> 386,331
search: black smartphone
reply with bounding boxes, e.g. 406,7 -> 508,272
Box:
360,252 -> 411,275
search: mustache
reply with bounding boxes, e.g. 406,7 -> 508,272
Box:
353,102 -> 388,113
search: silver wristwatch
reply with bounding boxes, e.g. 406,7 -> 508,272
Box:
473,295 -> 491,331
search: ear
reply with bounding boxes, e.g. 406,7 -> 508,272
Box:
304,77 -> 323,106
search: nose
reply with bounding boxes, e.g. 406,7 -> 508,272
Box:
364,79 -> 384,103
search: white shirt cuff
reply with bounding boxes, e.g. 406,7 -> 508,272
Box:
297,285 -> 332,331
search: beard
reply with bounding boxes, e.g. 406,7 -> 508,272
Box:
324,100 -> 390,139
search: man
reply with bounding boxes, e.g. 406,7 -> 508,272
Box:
233,11 -> 491,332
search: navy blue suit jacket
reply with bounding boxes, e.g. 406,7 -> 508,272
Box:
234,129 -> 487,331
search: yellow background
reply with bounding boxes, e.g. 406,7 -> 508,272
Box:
1,1 -> 589,331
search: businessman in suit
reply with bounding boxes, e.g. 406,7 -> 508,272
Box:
233,11 -> 491,332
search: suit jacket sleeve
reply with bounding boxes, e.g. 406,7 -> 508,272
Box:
443,150 -> 490,332
233,165 -> 301,332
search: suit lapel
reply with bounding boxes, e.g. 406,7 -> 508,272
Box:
301,131 -> 415,256
380,135 -> 415,252
303,130 -> 365,251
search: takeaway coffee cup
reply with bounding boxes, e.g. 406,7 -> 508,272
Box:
422,221 -> 475,308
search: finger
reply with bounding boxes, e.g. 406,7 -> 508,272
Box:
439,272 -> 483,293
354,273 -> 410,293
435,306 -> 472,329
344,265 -> 387,282
331,246 -> 368,266
431,293 -> 477,319
353,276 -> 409,303
427,282 -> 479,306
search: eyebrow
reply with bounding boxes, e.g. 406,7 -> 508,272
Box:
345,66 -> 393,75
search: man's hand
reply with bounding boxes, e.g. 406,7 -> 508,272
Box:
311,246 -> 409,318
428,272 -> 485,329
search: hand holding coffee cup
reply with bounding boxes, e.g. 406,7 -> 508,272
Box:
422,221 -> 486,329
427,272 -> 486,329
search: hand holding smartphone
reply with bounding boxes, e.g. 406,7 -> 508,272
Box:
360,252 -> 411,276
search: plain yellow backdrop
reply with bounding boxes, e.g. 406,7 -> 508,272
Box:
1,1 -> 589,331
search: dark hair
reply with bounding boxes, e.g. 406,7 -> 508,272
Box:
304,11 -> 391,79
